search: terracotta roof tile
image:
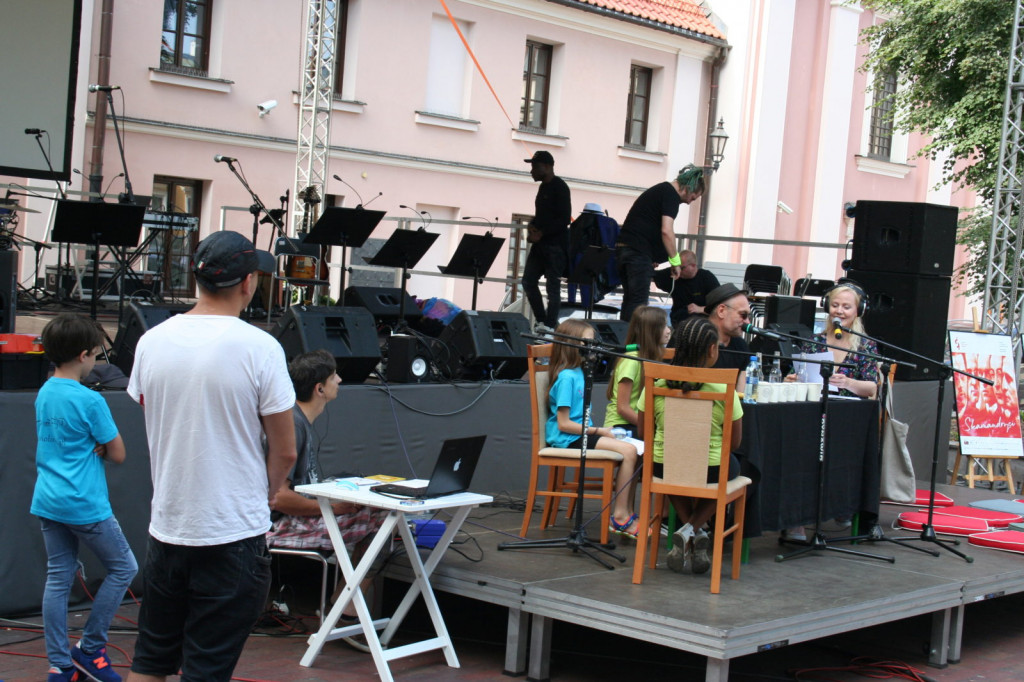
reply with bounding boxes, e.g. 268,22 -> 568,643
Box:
569,0 -> 725,41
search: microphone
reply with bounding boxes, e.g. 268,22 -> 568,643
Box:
88,84 -> 120,92
24,128 -> 43,135
213,154 -> 237,164
399,204 -> 427,230
741,323 -> 786,342
332,174 -> 365,208
831,318 -> 843,339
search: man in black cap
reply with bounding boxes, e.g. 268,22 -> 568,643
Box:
521,150 -> 571,332
654,249 -> 720,325
704,282 -> 752,374
616,164 -> 705,322
127,230 -> 296,681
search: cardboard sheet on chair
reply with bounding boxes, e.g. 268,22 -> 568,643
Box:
661,399 -> 712,486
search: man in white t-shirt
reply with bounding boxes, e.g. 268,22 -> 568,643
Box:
126,230 -> 296,682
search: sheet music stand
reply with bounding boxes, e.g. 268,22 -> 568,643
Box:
307,207 -> 385,306
438,233 -> 505,310
363,229 -> 438,330
52,199 -> 146,320
567,246 -> 612,319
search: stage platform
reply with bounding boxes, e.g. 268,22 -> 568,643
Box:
385,483 -> 1024,682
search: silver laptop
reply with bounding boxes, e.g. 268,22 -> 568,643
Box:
371,435 -> 485,499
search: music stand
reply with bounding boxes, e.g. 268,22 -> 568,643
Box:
52,199 -> 146,320
438,233 -> 505,310
363,229 -> 438,330
567,246 -> 612,319
307,207 -> 385,306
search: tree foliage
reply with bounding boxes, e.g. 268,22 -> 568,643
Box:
860,0 -> 1015,297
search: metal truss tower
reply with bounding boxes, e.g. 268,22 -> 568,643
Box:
984,0 -> 1024,342
292,0 -> 339,233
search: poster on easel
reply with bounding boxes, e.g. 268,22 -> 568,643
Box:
948,331 -> 1023,457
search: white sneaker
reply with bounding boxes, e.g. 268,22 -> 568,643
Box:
534,323 -> 554,335
667,528 -> 693,574
691,530 -> 711,574
781,526 -> 807,542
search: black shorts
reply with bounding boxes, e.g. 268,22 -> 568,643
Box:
131,534 -> 272,681
566,432 -> 603,451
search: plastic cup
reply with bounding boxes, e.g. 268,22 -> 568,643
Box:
781,382 -> 796,402
793,382 -> 809,401
759,383 -> 776,403
806,383 -> 822,401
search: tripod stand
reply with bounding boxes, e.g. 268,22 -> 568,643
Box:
499,333 -> 631,569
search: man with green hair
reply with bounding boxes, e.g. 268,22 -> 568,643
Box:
615,164 -> 704,322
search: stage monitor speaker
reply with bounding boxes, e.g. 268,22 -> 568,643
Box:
850,201 -> 958,276
439,310 -> 530,380
590,319 -> 629,383
344,286 -> 422,323
272,306 -> 381,384
765,295 -> 816,328
111,302 -> 193,376
848,269 -> 950,381
0,251 -> 16,334
386,334 -> 433,383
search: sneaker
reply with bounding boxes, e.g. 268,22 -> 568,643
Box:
533,322 -> 554,335
781,526 -> 807,543
666,528 -> 693,574
48,667 -> 79,682
691,530 -> 711,574
833,515 -> 852,530
71,642 -> 120,682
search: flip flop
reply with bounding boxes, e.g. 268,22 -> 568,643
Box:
609,513 -> 640,538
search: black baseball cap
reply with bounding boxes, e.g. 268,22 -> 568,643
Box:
524,151 -> 555,166
192,231 -> 275,289
704,283 -> 747,313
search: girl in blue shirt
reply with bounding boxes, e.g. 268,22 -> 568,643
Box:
546,318 -> 640,537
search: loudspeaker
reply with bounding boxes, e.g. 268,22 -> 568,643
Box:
850,201 -> 958,276
848,269 -> 951,381
344,286 -> 422,323
439,310 -> 530,380
765,295 -> 815,328
590,319 -> 629,383
272,306 -> 381,384
112,302 -> 193,375
0,251 -> 16,334
386,334 -> 433,383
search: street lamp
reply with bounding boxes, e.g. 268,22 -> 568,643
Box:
708,118 -> 729,171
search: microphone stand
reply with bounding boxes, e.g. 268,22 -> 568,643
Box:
835,325 -> 991,562
498,331 -> 645,569
744,325 -> 895,563
100,90 -> 135,205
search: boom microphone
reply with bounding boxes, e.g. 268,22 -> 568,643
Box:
213,155 -> 237,163
741,323 -> 785,342
24,128 -> 43,135
831,318 -> 844,339
88,84 -> 120,92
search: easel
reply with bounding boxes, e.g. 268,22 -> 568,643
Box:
438,233 -> 504,311
52,199 -> 145,321
950,448 -> 1017,492
307,206 -> 385,307
363,229 -> 438,331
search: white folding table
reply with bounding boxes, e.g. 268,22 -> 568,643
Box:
295,482 -> 492,680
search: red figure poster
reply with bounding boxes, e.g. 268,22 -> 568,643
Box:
949,331 -> 1023,457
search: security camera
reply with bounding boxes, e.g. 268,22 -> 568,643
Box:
257,100 -> 278,117
777,201 -> 794,215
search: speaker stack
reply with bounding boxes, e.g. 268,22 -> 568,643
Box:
0,251 -> 17,334
848,200 -> 958,381
272,306 -> 381,384
589,319 -> 629,382
111,302 -> 193,375
438,310 -> 531,380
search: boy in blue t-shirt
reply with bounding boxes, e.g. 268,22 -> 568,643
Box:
32,314 -> 137,682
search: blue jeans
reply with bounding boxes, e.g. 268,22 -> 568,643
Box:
131,534 -> 272,682
616,246 -> 654,322
40,516 -> 138,669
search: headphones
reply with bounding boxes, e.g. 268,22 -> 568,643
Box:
820,278 -> 868,317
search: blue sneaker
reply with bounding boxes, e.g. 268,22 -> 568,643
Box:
47,666 -> 79,682
71,642 -> 120,682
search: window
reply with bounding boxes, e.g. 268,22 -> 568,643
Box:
521,42 -> 552,132
161,0 -> 213,75
333,0 -> 349,96
149,176 -> 202,297
868,71 -> 897,160
625,65 -> 652,148
423,14 -> 471,118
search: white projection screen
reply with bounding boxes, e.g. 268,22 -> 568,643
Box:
0,0 -> 82,181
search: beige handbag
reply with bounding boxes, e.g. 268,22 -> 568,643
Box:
880,377 -> 916,503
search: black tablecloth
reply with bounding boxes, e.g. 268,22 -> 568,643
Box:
735,399 -> 880,535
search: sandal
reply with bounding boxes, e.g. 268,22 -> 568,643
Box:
609,513 -> 640,538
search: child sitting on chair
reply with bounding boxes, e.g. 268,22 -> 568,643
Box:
603,305 -> 671,438
638,316 -> 744,574
546,318 -> 640,538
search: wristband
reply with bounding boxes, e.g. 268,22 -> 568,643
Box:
668,253 -> 682,267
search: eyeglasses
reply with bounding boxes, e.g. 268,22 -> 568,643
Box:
724,304 -> 750,320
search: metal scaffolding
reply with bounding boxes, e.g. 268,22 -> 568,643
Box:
292,0 -> 339,233
984,0 -> 1024,345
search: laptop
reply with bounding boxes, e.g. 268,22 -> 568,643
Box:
371,435 -> 486,499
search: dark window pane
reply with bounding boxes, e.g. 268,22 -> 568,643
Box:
184,3 -> 205,34
163,0 -> 178,31
161,31 -> 177,63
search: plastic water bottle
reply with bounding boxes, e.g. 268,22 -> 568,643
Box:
743,356 -> 759,404
769,359 -> 782,383
611,426 -> 630,440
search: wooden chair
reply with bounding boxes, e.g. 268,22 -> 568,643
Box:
521,343 -> 624,544
632,363 -> 751,593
